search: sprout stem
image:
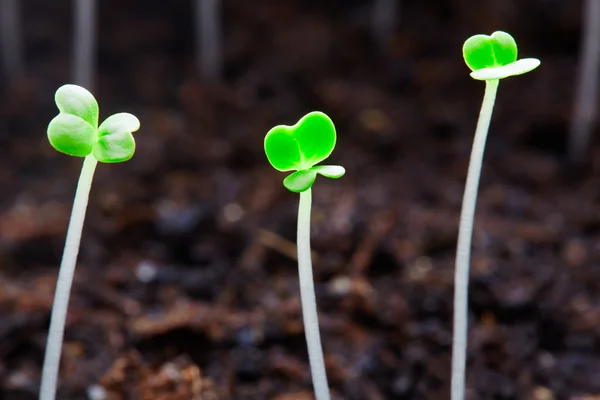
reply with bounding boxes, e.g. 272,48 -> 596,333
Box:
569,0 -> 600,162
40,155 -> 98,400
0,0 -> 23,79
451,78 -> 499,400
297,188 -> 331,400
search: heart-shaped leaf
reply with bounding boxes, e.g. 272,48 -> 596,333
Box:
264,127 -> 303,171
54,84 -> 99,128
47,113 -> 96,157
463,31 -> 540,80
93,113 -> 140,163
266,112 -> 344,192
265,111 -> 336,171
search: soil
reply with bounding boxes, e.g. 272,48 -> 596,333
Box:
1,0 -> 599,399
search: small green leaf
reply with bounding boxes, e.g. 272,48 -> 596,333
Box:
265,111 -> 337,171
463,31 -> 539,81
463,34 -> 496,71
470,58 -> 541,80
93,113 -> 140,163
489,31 -> 518,66
310,165 -> 345,179
97,112 -> 140,138
93,132 -> 136,163
264,126 -> 303,171
283,170 -> 318,193
54,84 -> 99,128
282,165 -> 345,193
293,112 -> 336,168
47,113 -> 96,157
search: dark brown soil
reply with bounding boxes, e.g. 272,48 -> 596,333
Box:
1,0 -> 599,399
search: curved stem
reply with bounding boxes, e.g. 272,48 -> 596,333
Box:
40,155 -> 98,400
297,189 -> 331,400
451,79 -> 499,400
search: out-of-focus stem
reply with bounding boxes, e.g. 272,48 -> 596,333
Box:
370,0 -> 399,49
0,0 -> 23,79
569,0 -> 600,162
73,0 -> 96,89
194,0 -> 222,81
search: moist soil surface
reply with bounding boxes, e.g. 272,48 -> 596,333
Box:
1,1 -> 599,399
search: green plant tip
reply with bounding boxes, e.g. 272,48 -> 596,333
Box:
47,84 -> 140,163
265,111 -> 345,193
463,31 -> 540,81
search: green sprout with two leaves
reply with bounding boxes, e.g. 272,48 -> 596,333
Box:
265,111 -> 345,192
40,84 -> 140,400
452,32 -> 540,400
38,30 -> 542,400
264,111 -> 345,400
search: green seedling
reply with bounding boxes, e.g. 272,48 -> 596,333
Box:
451,32 -> 539,400
264,111 -> 344,400
40,84 -> 140,400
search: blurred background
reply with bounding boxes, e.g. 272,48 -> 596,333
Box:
1,0 -> 600,399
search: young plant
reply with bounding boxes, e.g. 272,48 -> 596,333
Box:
40,84 -> 140,400
451,31 -> 540,400
264,111 -> 345,400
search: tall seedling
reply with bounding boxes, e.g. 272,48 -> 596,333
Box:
452,32 -> 539,400
264,111 -> 345,400
40,84 -> 140,400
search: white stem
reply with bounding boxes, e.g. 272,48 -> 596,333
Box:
451,79 -> 499,400
73,0 -> 96,89
297,189 -> 331,400
40,155 -> 98,400
569,0 -> 600,162
195,0 -> 221,80
0,0 -> 23,78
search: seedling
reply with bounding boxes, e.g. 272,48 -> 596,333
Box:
40,84 -> 140,400
451,31 -> 539,400
264,111 -> 345,400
